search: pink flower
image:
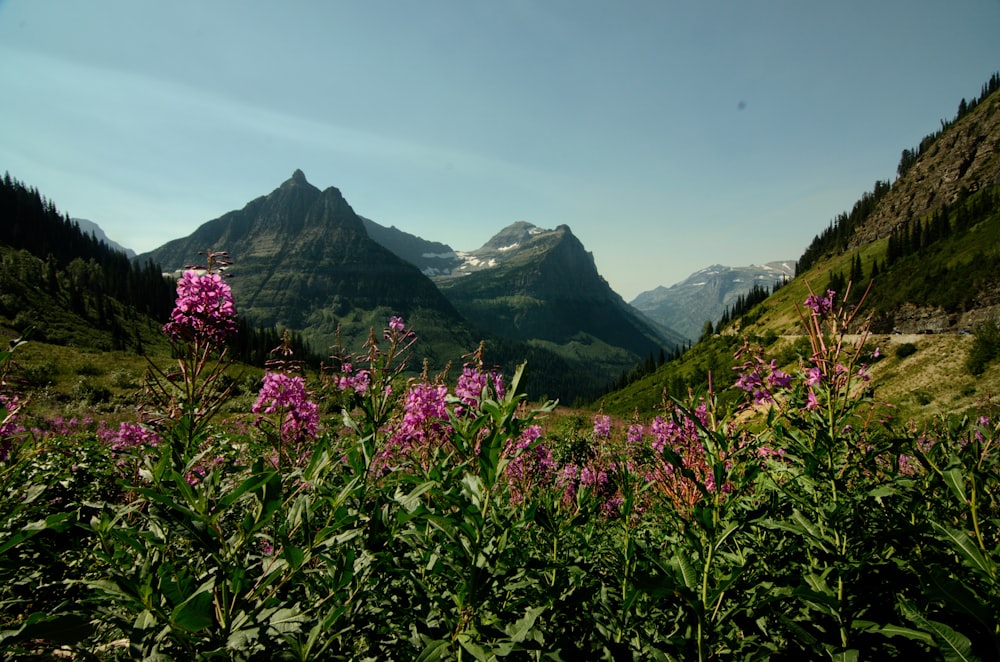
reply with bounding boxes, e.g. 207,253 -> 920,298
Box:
253,371 -> 319,442
163,270 -> 237,344
390,380 -> 449,449
626,423 -> 644,449
389,316 -> 405,333
804,290 -> 835,315
766,361 -> 792,389
101,422 -> 161,452
593,414 -> 611,439
454,365 -> 505,414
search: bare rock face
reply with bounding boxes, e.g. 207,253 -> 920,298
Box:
850,94 -> 1000,248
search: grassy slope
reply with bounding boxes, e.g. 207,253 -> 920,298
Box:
597,186 -> 1000,422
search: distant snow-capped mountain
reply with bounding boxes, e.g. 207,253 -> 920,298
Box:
631,261 -> 795,342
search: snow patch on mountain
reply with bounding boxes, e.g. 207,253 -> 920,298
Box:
630,261 -> 795,342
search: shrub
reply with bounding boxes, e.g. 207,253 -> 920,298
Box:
966,318 -> 1000,375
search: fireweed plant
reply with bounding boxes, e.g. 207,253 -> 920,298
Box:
145,250 -> 239,466
2,266 -> 1000,659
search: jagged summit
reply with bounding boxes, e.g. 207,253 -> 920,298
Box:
136,174 -> 469,354
441,222 -> 586,279
434,219 -> 684,379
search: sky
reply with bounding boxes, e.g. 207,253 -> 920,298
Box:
1,1 -> 998,301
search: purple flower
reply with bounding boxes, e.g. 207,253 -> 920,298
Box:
626,423 -> 644,449
253,371 -> 319,442
805,367 -> 823,386
454,365 -> 505,414
162,270 -> 237,344
804,290 -> 835,315
805,389 -> 820,411
390,380 -> 449,449
336,363 -> 371,394
389,316 -> 405,333
593,414 -> 611,439
503,425 -> 556,500
557,464 -> 580,506
650,415 -> 675,453
601,494 -> 624,517
455,366 -> 488,409
734,368 -> 762,393
766,361 -> 792,389
101,422 -> 161,452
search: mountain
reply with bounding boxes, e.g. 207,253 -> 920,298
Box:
137,170 -> 480,367
136,171 -> 600,400
71,218 -> 135,258
359,216 -> 462,277
631,261 -> 795,342
433,221 -> 685,385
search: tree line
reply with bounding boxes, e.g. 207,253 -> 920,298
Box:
896,71 -> 1000,179
0,172 -> 319,363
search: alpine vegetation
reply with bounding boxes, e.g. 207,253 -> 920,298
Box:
0,256 -> 998,660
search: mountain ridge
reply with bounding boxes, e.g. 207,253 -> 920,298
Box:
631,261 -> 795,342
433,221 -> 685,385
136,171 -> 475,365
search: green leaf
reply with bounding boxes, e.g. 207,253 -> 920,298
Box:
869,622 -> 934,644
790,510 -> 832,550
867,484 -> 897,499
942,466 -> 967,504
672,551 -> 698,592
22,511 -> 73,533
395,480 -> 435,513
282,544 -> 306,571
932,521 -> 994,578
457,633 -> 490,661
507,605 -> 546,643
925,570 -> 994,630
169,578 -> 215,633
900,600 -> 978,662
267,606 -> 305,635
415,639 -> 451,662
215,468 -> 279,513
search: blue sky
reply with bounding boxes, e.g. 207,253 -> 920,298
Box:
1,1 -> 998,300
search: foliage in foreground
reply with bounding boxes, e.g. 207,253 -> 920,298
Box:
1,267 -> 998,660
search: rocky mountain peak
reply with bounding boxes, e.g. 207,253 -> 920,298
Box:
482,221 -> 545,250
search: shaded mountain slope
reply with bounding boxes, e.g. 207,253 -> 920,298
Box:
138,170 -> 475,364
435,222 -> 684,384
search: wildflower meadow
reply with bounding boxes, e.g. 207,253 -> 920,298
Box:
1,261 -> 997,660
